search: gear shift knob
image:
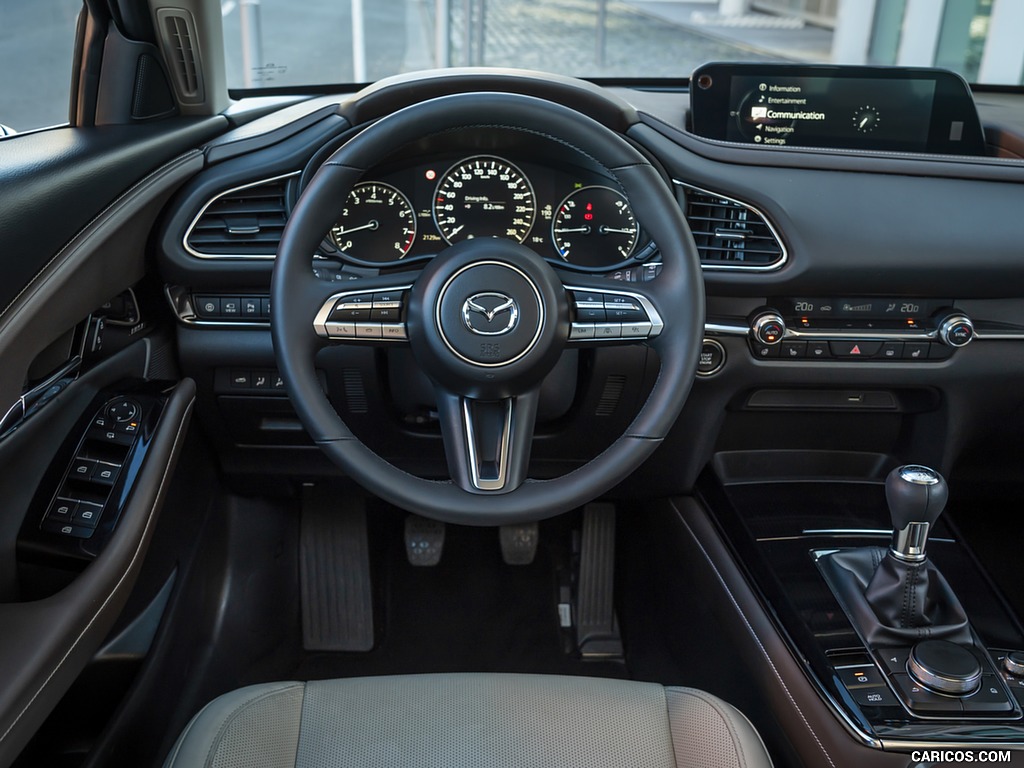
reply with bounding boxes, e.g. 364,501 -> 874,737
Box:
886,465 -> 948,562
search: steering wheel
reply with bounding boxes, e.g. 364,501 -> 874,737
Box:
271,91 -> 704,525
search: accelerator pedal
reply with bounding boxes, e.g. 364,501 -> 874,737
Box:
300,486 -> 374,651
500,523 -> 539,565
405,515 -> 446,566
575,503 -> 623,660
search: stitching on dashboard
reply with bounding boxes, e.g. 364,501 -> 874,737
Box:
676,503 -> 838,768
0,396 -> 194,748
0,150 -> 203,326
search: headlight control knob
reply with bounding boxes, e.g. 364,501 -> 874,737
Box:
751,312 -> 786,346
938,313 -> 974,347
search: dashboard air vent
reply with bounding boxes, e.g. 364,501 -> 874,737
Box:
155,8 -> 204,103
680,183 -> 786,270
185,174 -> 296,258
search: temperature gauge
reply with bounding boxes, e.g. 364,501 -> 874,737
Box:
552,186 -> 638,268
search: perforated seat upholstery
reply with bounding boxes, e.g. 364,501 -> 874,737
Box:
163,673 -> 772,768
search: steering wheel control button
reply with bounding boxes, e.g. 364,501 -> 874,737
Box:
697,339 -> 726,376
604,295 -> 647,322
594,323 -> 622,340
330,294 -> 374,322
621,321 -> 653,339
381,323 -> 408,340
569,323 -> 595,340
355,323 -> 383,339
908,640 -> 983,696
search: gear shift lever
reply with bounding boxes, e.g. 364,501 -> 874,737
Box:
886,465 -> 948,562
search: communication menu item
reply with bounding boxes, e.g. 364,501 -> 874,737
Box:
690,63 -> 985,155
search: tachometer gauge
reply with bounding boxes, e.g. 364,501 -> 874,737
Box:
552,186 -> 638,267
432,156 -> 536,244
330,182 -> 416,263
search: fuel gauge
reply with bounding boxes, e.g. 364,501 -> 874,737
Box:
552,186 -> 638,268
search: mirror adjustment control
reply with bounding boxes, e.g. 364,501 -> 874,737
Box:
751,312 -> 786,345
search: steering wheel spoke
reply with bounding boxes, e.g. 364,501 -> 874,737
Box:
435,389 -> 539,494
561,276 -> 665,347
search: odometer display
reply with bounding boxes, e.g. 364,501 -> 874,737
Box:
432,156 -> 536,244
330,182 -> 416,263
552,186 -> 638,267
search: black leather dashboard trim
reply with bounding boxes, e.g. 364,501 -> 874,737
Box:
206,100 -> 350,165
0,118 -> 225,314
0,377 -> 195,767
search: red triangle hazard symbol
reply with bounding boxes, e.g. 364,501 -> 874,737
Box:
851,345 -> 861,355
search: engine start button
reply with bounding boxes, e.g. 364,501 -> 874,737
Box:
697,338 -> 725,376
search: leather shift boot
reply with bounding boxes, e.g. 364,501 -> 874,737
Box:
818,547 -> 971,646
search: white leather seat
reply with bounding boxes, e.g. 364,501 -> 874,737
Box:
163,673 -> 773,768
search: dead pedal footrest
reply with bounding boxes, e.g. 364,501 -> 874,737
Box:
299,486 -> 374,652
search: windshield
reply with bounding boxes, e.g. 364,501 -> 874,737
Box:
222,0 -> 1023,91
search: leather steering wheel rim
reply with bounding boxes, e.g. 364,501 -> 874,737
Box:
271,90 -> 704,525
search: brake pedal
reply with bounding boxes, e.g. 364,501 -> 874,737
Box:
500,523 -> 539,565
300,486 -> 374,652
405,515 -> 445,566
575,503 -> 623,660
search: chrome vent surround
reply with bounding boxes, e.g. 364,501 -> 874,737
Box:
184,172 -> 297,259
675,181 -> 787,271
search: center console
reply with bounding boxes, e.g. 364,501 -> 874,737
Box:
702,463 -> 1024,751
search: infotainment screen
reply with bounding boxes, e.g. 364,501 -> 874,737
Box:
689,63 -> 986,156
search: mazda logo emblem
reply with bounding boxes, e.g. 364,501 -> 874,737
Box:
462,292 -> 519,336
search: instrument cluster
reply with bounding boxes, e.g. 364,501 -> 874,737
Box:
316,150 -> 654,272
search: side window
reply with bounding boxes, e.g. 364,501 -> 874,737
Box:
0,3 -> 81,134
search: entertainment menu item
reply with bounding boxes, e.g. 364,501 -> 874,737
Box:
690,63 -> 985,156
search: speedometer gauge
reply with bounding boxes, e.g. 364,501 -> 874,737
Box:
330,182 -> 416,263
552,186 -> 638,267
432,156 -> 536,244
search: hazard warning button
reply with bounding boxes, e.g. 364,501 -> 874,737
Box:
829,341 -> 883,358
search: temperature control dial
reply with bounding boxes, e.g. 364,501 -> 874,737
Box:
751,312 -> 786,345
937,313 -> 974,347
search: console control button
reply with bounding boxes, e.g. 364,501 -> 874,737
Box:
806,341 -> 830,359
194,296 -> 220,318
41,519 -> 94,538
241,297 -> 261,317
891,674 -> 964,714
781,340 -> 806,359
752,313 -> 785,345
879,342 -> 904,360
962,677 -> 1013,714
829,341 -> 882,358
751,342 -> 780,359
876,647 -> 912,677
852,686 -> 898,708
837,666 -> 885,688
903,342 -> 930,360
